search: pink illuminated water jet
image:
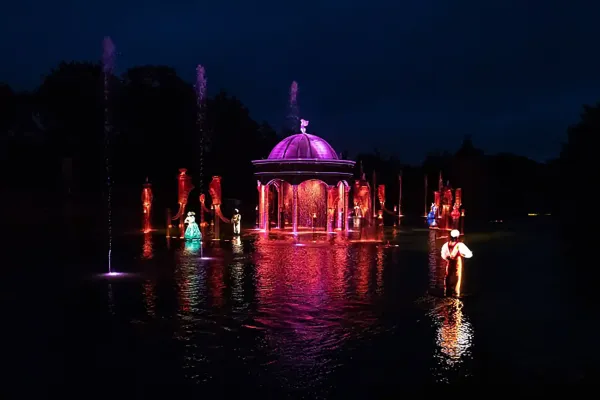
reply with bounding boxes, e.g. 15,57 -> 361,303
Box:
288,81 -> 299,132
103,36 -> 116,273
196,65 -> 207,195
290,81 -> 298,105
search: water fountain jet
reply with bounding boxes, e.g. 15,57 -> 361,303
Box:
103,36 -> 115,273
196,65 -> 207,197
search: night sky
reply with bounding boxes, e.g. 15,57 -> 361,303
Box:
2,1 -> 600,164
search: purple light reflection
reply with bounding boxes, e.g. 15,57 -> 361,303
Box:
96,271 -> 136,280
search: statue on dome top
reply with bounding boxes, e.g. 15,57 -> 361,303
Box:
300,119 -> 309,134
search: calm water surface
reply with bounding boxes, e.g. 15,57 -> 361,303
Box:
59,222 -> 595,393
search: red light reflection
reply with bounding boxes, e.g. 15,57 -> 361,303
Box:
143,280 -> 156,317
142,232 -> 153,260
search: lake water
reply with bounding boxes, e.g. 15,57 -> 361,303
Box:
47,219 -> 597,393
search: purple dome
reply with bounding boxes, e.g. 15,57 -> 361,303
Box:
268,133 -> 339,160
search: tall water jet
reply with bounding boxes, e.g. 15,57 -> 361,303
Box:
142,178 -> 153,233
424,174 -> 428,217
196,65 -> 207,195
288,81 -> 299,133
103,36 -> 116,274
398,172 -> 403,218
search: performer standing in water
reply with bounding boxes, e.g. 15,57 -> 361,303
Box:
441,229 -> 472,297
184,211 -> 202,240
231,208 -> 241,235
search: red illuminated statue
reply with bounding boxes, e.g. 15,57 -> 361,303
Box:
353,175 -> 371,225
377,184 -> 385,208
208,176 -> 230,222
172,169 -> 194,237
327,186 -> 338,232
199,193 -> 210,227
141,177 -> 153,233
451,204 -> 461,229
430,173 -> 464,232
209,176 -> 230,239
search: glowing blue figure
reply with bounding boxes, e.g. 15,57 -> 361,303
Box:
231,208 -> 241,235
184,211 -> 202,241
184,240 -> 201,254
427,203 -> 438,227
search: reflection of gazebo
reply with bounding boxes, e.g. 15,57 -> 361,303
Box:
252,120 -> 355,233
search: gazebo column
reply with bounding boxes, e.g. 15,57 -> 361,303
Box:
292,184 -> 299,234
263,184 -> 270,231
343,184 -> 350,231
276,181 -> 283,229
257,181 -> 264,229
337,183 -> 344,230
327,185 -> 335,233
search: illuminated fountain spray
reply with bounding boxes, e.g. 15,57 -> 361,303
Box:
195,65 -> 207,198
298,180 -> 327,229
103,36 -> 116,274
142,178 -> 153,233
172,169 -> 194,238
288,81 -> 299,133
424,174 -> 428,217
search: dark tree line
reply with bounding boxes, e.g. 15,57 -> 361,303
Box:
355,135 -> 556,222
0,62 -> 279,229
0,61 -> 591,234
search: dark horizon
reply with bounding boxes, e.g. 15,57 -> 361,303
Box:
0,65 -> 586,165
4,2 -> 600,164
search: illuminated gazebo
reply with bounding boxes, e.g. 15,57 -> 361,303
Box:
252,120 -> 355,233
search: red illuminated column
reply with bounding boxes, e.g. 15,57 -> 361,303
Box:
292,184 -> 299,234
258,182 -> 264,230
343,185 -> 350,231
214,205 -> 220,239
276,181 -> 283,229
199,194 -> 206,227
337,183 -> 344,230
398,173 -> 403,218
166,208 -> 171,237
263,184 -> 270,231
372,171 -> 377,218
179,212 -> 185,239
327,185 -> 335,232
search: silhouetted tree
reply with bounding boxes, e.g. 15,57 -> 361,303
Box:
452,136 -> 488,219
560,103 -> 597,220
0,83 -> 16,135
1,59 -> 560,234
558,103 -> 598,304
204,91 -> 279,207
36,62 -> 106,191
116,65 -> 196,186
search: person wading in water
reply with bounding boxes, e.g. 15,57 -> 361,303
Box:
440,229 -> 473,297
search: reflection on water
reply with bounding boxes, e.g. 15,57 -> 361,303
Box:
66,221 -> 586,388
93,229 -> 482,388
142,232 -> 153,260
427,230 -> 474,382
428,230 -> 445,295
175,241 -> 207,315
251,236 -> 387,386
143,280 -> 156,317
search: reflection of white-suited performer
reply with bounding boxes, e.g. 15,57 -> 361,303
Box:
441,230 -> 473,297
231,209 -> 241,235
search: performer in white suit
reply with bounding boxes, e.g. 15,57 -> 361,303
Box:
440,230 -> 472,296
